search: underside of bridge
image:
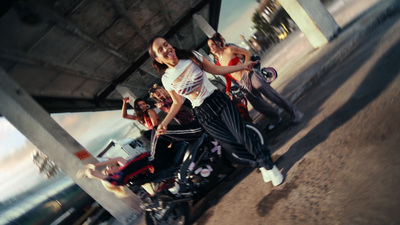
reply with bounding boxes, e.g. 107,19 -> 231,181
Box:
0,0 -> 221,113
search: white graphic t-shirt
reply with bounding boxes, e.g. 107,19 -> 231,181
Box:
162,51 -> 217,107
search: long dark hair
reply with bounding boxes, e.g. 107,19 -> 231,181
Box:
133,98 -> 148,124
208,32 -> 225,62
212,32 -> 224,48
148,37 -> 203,75
208,38 -> 219,62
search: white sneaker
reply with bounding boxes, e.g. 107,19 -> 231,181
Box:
292,110 -> 304,124
267,165 -> 284,186
260,168 -> 271,183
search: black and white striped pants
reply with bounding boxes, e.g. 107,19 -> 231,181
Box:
193,90 -> 274,169
149,120 -> 203,170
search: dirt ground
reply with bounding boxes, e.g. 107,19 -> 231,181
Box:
191,9 -> 400,225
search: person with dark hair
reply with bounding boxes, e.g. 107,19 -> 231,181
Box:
79,123 -> 204,195
121,97 -> 161,141
208,33 -> 303,130
121,97 -> 160,130
148,84 -> 194,125
78,150 -> 174,200
148,36 -> 284,186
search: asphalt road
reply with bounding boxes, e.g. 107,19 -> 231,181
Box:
192,7 -> 400,225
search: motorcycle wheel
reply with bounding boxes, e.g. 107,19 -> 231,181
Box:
261,67 -> 278,83
145,202 -> 189,225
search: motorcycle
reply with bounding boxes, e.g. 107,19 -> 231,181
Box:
251,55 -> 278,84
127,123 -> 266,225
261,67 -> 278,84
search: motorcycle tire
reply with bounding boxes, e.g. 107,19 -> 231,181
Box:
145,202 -> 189,225
261,67 -> 278,83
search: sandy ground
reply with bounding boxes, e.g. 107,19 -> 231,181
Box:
191,2 -> 400,225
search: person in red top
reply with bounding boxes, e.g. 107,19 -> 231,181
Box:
122,97 -> 159,133
122,97 -> 160,130
208,33 -> 303,130
121,97 -> 161,141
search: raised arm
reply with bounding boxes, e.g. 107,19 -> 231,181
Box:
121,97 -> 137,120
202,56 -> 258,75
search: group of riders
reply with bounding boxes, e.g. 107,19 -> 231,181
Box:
79,33 -> 304,200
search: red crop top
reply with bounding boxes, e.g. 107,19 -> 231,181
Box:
216,57 -> 241,92
144,115 -> 160,130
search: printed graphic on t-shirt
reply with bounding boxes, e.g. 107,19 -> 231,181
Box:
171,64 -> 203,96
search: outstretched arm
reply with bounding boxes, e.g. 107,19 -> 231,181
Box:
85,169 -> 109,180
202,56 -> 258,75
121,97 -> 137,120
229,45 -> 252,63
86,157 -> 128,170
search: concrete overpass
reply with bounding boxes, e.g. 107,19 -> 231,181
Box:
0,0 -> 339,224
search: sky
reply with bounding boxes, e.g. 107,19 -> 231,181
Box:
0,110 -> 143,202
218,0 -> 259,48
0,0 -> 259,203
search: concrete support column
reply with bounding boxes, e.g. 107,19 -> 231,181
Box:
0,67 -> 141,225
198,48 -> 212,62
279,0 -> 340,48
193,14 -> 216,38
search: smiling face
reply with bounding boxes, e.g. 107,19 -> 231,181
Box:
152,37 -> 178,67
208,39 -> 218,54
154,89 -> 168,102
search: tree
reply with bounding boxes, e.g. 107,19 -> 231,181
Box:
252,12 -> 279,43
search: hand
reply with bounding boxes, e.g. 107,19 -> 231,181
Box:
76,169 -> 88,179
85,163 -> 96,170
244,60 -> 259,71
122,97 -> 130,103
85,168 -> 95,179
156,123 -> 168,137
155,102 -> 163,108
226,91 -> 233,100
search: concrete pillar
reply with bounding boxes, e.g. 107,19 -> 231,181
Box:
279,0 -> 340,48
198,48 -> 212,62
193,14 -> 216,38
0,67 -> 142,225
